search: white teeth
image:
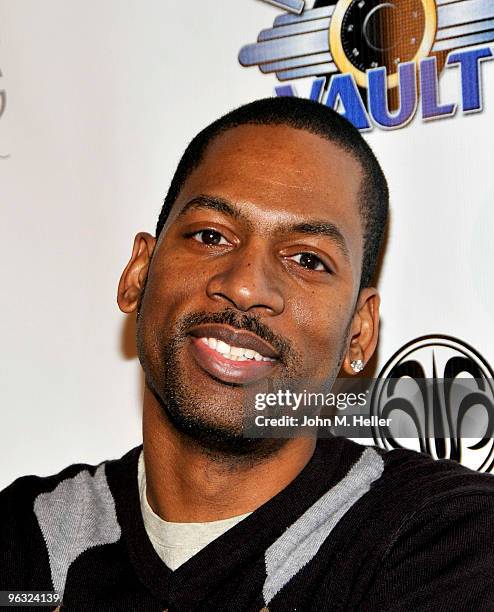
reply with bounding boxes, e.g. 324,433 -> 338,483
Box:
198,337 -> 275,363
216,340 -> 230,354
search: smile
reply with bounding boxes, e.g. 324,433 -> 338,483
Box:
188,324 -> 279,385
198,337 -> 275,362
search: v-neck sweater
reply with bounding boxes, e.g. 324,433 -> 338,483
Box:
137,451 -> 252,570
1,437 -> 494,611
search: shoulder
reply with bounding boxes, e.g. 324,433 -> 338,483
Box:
329,441 -> 494,559
0,456 -> 118,548
376,445 -> 494,505
316,438 -> 494,522
373,445 -> 494,535
1,446 -> 142,507
340,444 -> 494,609
2,456 -> 114,513
0,447 -> 140,588
362,449 -> 494,609
331,438 -> 494,511
371,447 -> 494,585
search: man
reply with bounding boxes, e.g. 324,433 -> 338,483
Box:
1,97 -> 493,611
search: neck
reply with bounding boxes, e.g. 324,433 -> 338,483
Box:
142,385 -> 316,522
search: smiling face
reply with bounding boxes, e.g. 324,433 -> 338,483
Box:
119,124 -> 380,454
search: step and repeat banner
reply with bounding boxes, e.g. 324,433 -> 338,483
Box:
1,0 -> 493,487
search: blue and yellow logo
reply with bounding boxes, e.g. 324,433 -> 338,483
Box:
239,0 -> 494,129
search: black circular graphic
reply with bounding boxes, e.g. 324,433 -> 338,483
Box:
370,335 -> 494,472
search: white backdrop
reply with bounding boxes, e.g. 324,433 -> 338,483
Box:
1,0 -> 493,488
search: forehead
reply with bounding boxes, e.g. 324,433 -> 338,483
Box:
169,124 -> 364,259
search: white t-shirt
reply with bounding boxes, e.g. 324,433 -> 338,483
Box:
137,452 -> 252,570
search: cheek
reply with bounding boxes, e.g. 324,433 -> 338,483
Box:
288,295 -> 351,373
138,255 -> 215,364
144,253 -> 209,319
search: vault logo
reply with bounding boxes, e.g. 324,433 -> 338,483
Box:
239,0 -> 494,130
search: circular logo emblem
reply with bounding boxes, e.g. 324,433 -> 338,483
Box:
329,0 -> 437,88
370,335 -> 494,472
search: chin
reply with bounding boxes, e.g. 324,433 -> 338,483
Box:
146,380 -> 281,459
165,399 -> 284,459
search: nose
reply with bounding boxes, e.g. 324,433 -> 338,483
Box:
205,241 -> 284,316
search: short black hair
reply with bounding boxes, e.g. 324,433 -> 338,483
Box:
156,97 -> 388,288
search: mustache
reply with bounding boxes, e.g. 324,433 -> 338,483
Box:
178,308 -> 295,364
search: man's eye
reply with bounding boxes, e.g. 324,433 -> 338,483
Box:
191,229 -> 229,246
290,252 -> 330,272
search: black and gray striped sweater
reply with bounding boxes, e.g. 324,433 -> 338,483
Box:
1,437 -> 494,611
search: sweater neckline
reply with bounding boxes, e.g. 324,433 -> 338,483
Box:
106,436 -> 363,609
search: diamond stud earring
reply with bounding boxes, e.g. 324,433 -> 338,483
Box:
350,359 -> 364,373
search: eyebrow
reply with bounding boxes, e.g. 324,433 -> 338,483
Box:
178,194 -> 349,261
177,195 -> 244,221
285,221 -> 349,260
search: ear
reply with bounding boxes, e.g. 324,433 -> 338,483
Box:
117,232 -> 156,314
342,288 -> 380,375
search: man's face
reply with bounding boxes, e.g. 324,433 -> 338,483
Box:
134,125 -> 367,451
